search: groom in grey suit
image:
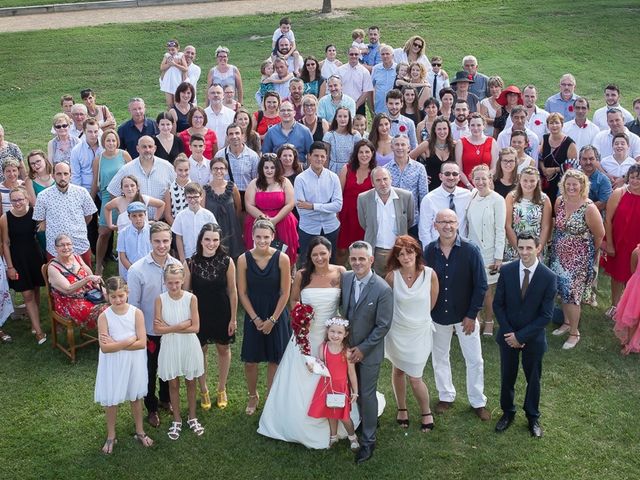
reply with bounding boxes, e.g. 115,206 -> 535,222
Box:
341,240 -> 393,464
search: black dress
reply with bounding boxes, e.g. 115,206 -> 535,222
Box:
188,254 -> 234,346
240,251 -> 291,363
154,135 -> 184,164
540,134 -> 575,207
494,179 -> 515,198
7,208 -> 45,292
173,104 -> 192,133
421,152 -> 452,190
203,182 -> 244,258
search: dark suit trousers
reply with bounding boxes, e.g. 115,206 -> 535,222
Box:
499,342 -> 544,419
356,361 -> 381,446
144,335 -> 170,413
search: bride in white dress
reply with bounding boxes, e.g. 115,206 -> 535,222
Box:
258,237 -> 357,449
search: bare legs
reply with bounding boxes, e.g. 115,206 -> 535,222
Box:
169,377 -> 197,421
481,284 -> 496,335
611,279 -> 625,309
216,344 -> 231,393
561,303 -> 582,349
23,289 -> 44,338
165,93 -> 174,109
95,226 -> 111,275
102,398 -> 150,453
244,361 -> 278,415
392,366 -> 432,429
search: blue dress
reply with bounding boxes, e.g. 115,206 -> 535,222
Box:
98,150 -> 126,226
240,250 -> 291,363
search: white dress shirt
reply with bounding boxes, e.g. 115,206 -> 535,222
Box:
375,189 -> 399,249
419,186 -> 472,246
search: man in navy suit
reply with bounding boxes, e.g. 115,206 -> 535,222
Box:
493,233 -> 557,438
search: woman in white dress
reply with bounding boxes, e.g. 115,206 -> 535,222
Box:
465,164 -> 506,336
384,235 -> 439,433
258,236 -> 350,449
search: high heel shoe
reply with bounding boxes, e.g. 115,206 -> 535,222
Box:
396,408 -> 409,428
245,393 -> 259,415
217,390 -> 228,409
421,412 -> 435,432
200,389 -> 212,411
562,333 -> 580,350
552,323 -> 570,336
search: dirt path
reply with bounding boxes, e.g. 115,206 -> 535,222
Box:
0,0 -> 428,33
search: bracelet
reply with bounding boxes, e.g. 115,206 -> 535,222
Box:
251,316 -> 259,322
268,315 -> 277,325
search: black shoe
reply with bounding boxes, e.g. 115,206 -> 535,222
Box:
396,408 -> 409,428
355,444 -> 374,464
528,419 -> 543,438
495,413 -> 515,433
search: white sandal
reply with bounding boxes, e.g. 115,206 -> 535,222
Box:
187,417 -> 205,436
328,435 -> 339,448
167,421 -> 182,440
348,434 -> 360,452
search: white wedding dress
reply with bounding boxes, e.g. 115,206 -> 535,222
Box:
258,287 -> 360,449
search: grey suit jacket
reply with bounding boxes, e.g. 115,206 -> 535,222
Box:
341,270 -> 393,365
357,187 -> 415,248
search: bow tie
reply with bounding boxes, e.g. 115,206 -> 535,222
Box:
391,119 -> 400,124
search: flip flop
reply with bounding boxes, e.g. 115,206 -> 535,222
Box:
101,438 -> 117,454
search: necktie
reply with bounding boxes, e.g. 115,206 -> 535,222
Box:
449,193 -> 456,212
521,268 -> 530,299
354,280 -> 361,303
432,75 -> 437,97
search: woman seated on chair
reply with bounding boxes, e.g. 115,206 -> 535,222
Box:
47,234 -> 107,329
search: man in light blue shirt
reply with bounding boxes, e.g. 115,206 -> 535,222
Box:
127,221 -> 180,427
70,118 -> 103,192
544,73 -> 578,121
317,75 -> 357,123
262,101 -> 314,163
371,45 -> 396,114
294,141 -> 343,263
361,25 -> 381,71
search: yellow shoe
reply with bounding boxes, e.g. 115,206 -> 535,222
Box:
217,390 -> 228,409
200,390 -> 212,411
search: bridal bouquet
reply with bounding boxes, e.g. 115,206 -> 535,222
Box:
291,302 -> 314,356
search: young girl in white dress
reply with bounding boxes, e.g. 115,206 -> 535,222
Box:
154,263 -> 204,440
160,39 -> 188,108
94,277 -> 151,454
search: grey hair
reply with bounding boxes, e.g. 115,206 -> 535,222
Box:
54,233 -> 72,246
349,240 -> 373,257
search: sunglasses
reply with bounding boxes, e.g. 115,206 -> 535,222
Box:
413,43 -> 424,48
431,63 -> 442,67
54,124 -> 69,129
442,171 -> 460,177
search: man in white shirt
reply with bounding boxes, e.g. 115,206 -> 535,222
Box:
451,99 -> 470,141
497,106 -> 540,158
593,108 -> 640,160
562,97 -> 601,153
184,45 -> 201,104
337,46 -> 374,116
294,142 -> 343,264
419,161 -> 472,247
69,103 -> 89,139
204,84 -> 235,148
357,167 -> 414,274
592,84 -> 633,130
519,84 -> 549,142
427,56 -> 449,101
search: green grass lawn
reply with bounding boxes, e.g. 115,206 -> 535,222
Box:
2,0 -> 640,478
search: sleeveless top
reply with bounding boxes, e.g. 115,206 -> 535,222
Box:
173,104 -> 193,133
210,65 -> 238,89
170,180 -> 189,218
301,117 -> 324,142
98,150 -> 126,200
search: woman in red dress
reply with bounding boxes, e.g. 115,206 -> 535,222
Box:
178,106 -> 218,160
336,140 -> 376,266
603,165 -> 640,313
455,112 -> 498,189
47,234 -> 107,329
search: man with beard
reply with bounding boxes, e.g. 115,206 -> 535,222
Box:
33,161 -> 97,265
592,84 -> 634,130
183,45 -> 201,104
451,99 -> 470,141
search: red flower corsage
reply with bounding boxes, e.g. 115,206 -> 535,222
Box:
534,119 -> 542,126
399,125 -> 407,133
468,74 -> 473,80
568,105 -> 574,112
291,303 -> 314,355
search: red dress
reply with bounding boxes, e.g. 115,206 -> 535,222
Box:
603,189 -> 640,283
253,113 -> 281,136
308,344 -> 351,421
613,245 -> 640,353
50,256 -> 106,329
337,167 -> 373,249
459,136 -> 494,186
179,129 -> 218,159
244,191 -> 299,266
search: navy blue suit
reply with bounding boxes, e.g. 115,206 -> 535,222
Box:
493,260 -> 557,419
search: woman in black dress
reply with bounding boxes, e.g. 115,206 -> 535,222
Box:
539,112 -> 577,208
237,217 -> 291,415
185,223 -> 238,410
154,112 -> 184,164
203,157 -> 244,259
0,186 -> 46,344
410,116 -> 456,190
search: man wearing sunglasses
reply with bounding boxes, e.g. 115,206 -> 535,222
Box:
418,161 -> 471,247
427,56 -> 450,100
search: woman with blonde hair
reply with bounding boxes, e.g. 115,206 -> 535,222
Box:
393,35 -> 429,67
48,113 -> 79,166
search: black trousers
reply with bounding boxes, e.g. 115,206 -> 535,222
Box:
144,334 -> 170,413
499,342 -> 544,419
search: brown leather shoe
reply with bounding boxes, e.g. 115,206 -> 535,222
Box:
473,406 -> 491,421
147,411 -> 160,428
435,401 -> 453,414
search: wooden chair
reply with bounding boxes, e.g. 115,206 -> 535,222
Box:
41,263 -> 98,362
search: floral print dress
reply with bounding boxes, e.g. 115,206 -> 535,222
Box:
504,194 -> 548,261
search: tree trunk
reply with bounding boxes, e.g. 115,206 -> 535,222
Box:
321,0 -> 332,13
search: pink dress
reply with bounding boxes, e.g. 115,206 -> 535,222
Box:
244,191 -> 299,266
613,245 -> 640,354
308,344 -> 351,421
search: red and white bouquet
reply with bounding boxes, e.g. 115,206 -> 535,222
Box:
291,303 -> 314,356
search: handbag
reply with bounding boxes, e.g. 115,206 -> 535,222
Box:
52,259 -> 106,304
